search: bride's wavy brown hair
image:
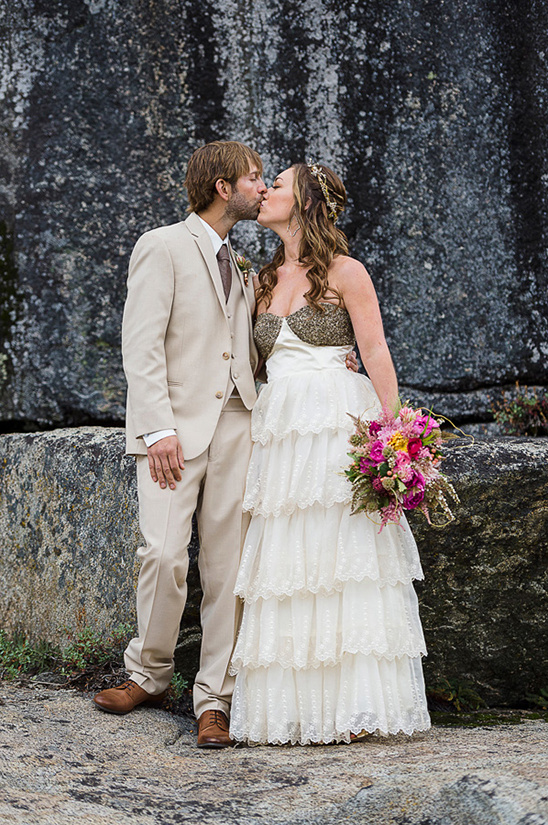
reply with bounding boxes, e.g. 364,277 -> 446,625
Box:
255,163 -> 349,312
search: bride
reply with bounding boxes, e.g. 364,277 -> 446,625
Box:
228,162 -> 431,745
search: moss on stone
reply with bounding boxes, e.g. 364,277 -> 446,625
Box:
431,710 -> 548,727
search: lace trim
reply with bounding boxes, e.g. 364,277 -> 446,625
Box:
229,654 -> 432,743
230,646 -> 428,674
250,370 -> 380,443
252,420 -> 354,445
234,570 -> 425,603
243,425 -> 354,515
243,492 -> 351,517
231,716 -> 432,745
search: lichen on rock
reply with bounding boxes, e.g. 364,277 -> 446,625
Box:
0,427 -> 546,704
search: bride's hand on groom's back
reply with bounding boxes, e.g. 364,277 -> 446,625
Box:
346,350 -> 359,373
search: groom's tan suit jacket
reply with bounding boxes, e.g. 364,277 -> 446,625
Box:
122,211 -> 258,458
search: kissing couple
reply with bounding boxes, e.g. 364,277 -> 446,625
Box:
94,140 -> 430,747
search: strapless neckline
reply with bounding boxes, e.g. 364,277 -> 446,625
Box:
258,301 -> 346,321
254,302 -> 355,361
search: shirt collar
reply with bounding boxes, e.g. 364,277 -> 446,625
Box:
196,214 -> 228,256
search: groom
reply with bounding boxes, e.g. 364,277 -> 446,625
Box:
93,141 -> 266,748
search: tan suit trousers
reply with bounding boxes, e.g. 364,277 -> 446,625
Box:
124,397 -> 252,717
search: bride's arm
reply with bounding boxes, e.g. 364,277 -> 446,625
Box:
335,258 -> 399,411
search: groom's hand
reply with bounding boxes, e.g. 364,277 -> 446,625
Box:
147,435 -> 185,490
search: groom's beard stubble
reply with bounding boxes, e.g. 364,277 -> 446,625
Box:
226,192 -> 262,222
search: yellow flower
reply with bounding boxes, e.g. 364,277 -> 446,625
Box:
388,432 -> 408,452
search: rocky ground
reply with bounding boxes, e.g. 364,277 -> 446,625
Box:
0,683 -> 546,825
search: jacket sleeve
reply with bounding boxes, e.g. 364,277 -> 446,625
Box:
122,231 -> 178,438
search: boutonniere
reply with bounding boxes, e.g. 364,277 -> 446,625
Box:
235,253 -> 255,287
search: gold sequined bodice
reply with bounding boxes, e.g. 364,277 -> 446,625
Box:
254,302 -> 355,360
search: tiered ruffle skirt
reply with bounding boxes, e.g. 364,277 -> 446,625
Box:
229,369 -> 431,745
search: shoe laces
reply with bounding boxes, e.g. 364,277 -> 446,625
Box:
117,680 -> 137,694
206,709 -> 228,730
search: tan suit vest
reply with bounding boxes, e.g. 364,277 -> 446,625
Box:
122,212 -> 258,460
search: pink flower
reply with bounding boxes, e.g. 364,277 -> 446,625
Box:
407,438 -> 422,458
405,469 -> 425,491
369,440 -> 385,465
379,500 -> 403,531
395,451 -> 411,469
398,406 -> 416,424
359,458 -> 370,474
412,415 -> 436,437
369,420 -> 382,436
402,489 -> 425,510
371,476 -> 384,492
394,454 -> 412,483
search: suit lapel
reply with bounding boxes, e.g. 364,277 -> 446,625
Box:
185,212 -> 228,317
227,239 -> 253,319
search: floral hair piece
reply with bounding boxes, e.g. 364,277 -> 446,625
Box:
307,160 -> 340,222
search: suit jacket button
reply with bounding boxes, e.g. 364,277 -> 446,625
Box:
222,352 -> 230,360
215,391 -> 223,399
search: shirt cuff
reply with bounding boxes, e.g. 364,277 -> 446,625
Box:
143,429 -> 177,447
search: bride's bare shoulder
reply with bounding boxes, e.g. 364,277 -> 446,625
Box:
330,255 -> 372,287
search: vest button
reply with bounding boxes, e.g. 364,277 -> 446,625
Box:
215,391 -> 223,399
233,373 -> 239,380
222,352 -> 230,360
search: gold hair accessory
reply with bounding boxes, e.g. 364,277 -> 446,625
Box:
307,160 -> 340,222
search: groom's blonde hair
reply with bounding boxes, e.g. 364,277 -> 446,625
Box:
185,141 -> 263,213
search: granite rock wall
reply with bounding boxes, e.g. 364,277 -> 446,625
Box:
1,0 -> 547,428
0,427 -> 546,706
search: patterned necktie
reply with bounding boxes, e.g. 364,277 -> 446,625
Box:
216,244 -> 232,301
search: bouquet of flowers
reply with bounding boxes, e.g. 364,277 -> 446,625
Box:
345,404 -> 459,531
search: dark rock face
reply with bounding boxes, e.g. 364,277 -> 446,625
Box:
0,1 -> 547,428
1,428 -> 546,704
409,436 -> 548,706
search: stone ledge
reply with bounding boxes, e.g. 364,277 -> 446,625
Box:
0,428 -> 547,705
0,427 -> 141,639
409,436 -> 548,705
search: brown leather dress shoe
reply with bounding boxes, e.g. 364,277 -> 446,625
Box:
93,680 -> 167,715
197,709 -> 233,749
350,730 -> 371,742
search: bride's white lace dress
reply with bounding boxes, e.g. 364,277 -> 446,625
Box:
229,304 -> 431,745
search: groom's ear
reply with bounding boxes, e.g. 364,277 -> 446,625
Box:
215,178 -> 231,202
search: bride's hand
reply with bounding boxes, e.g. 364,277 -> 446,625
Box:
345,350 -> 359,373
